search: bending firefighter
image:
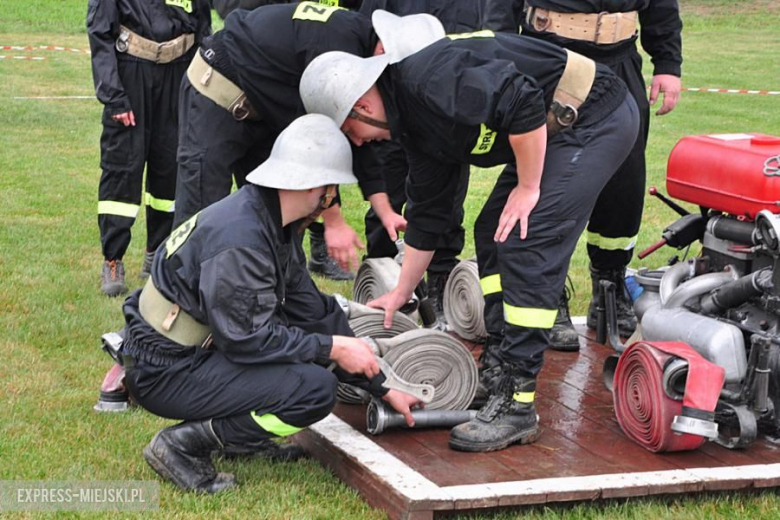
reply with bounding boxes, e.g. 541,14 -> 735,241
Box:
120,115 -> 420,493
511,0 -> 684,350
87,0 -> 211,296
301,22 -> 639,452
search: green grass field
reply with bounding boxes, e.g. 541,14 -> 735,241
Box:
1,1 -> 780,518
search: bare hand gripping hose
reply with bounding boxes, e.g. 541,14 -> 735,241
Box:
443,259 -> 487,342
366,400 -> 477,435
352,257 -> 419,322
344,300 -> 418,338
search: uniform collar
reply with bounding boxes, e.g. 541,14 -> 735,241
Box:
377,70 -> 403,141
255,185 -> 290,243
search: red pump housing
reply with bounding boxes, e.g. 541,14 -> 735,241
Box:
666,133 -> 780,220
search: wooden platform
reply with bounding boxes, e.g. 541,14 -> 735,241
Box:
294,322 -> 780,519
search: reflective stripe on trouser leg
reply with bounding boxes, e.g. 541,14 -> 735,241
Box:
250,412 -> 303,437
479,98 -> 639,377
513,391 -> 535,403
586,50 -> 649,270
145,57 -> 187,251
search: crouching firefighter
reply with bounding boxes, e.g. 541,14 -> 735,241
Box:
300,26 -> 639,452
120,114 -> 421,493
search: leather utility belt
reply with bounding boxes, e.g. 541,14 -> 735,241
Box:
546,49 -> 596,136
526,8 -> 638,45
187,50 -> 258,121
138,278 -> 212,348
116,26 -> 194,64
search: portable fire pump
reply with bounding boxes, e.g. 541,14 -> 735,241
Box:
603,133 -> 780,452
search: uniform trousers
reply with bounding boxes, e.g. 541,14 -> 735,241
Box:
475,95 -> 639,377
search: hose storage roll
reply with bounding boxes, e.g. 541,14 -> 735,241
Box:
374,329 -> 478,411
353,257 -> 419,322
443,259 -> 487,342
613,341 -> 725,452
345,301 -> 418,338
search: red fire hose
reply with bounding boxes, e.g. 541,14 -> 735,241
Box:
613,341 -> 725,452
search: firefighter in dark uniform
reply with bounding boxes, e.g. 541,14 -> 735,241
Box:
87,0 -> 211,296
505,1 -> 683,351
301,27 -> 639,451
173,2 -> 376,281
356,0 -> 512,328
122,115 -> 420,493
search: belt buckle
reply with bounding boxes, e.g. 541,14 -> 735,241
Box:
594,11 -> 607,43
528,7 -> 551,31
552,100 -> 578,127
115,29 -> 130,53
230,94 -> 249,121
231,99 -> 250,121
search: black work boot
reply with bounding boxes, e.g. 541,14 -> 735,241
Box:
586,266 -> 637,336
470,335 -> 505,409
307,223 -> 354,281
143,421 -> 237,494
220,438 -> 307,462
425,270 -> 450,331
549,286 -> 580,352
139,250 -> 155,280
451,372 -> 541,452
101,259 -> 127,297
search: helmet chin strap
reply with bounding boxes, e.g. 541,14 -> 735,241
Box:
298,185 -> 338,234
348,109 -> 389,130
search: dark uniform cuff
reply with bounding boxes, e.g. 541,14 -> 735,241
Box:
652,61 -> 682,78
106,99 -> 133,116
403,226 -> 438,252
358,179 -> 387,200
368,371 -> 390,398
315,334 -> 334,365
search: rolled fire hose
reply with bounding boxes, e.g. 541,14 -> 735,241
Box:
613,341 -> 725,452
374,329 -> 478,411
353,257 -> 419,322
366,400 -> 477,435
334,296 -> 421,405
345,300 -> 418,338
442,259 -> 487,342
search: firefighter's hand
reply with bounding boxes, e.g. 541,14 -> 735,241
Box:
650,74 -> 681,116
380,210 -> 407,242
112,110 -> 136,127
331,336 -> 380,378
495,185 -> 540,242
367,288 -> 411,329
324,220 -> 364,273
382,389 -> 422,427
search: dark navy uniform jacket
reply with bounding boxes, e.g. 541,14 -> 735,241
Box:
147,185 -> 349,365
206,2 -> 376,131
378,32 -> 627,250
355,0 -> 519,197
86,0 -> 211,114
360,0 -> 490,33
515,1 -> 683,76
125,184 -> 388,394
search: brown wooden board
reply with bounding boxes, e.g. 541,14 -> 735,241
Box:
295,325 -> 780,520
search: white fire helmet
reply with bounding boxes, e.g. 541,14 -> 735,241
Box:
245,114 -> 357,189
372,10 -> 445,64
299,51 -> 390,126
